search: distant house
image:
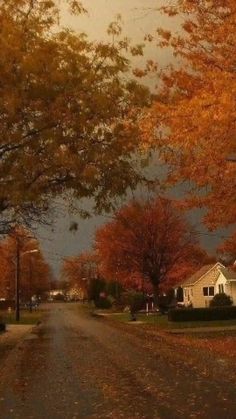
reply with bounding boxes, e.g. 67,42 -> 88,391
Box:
66,285 -> 85,301
181,262 -> 236,308
48,286 -> 85,301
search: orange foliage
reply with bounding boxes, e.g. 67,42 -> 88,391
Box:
142,1 -> 236,240
95,198 -> 203,293
0,226 -> 51,300
166,246 -> 216,289
218,231 -> 236,265
0,1 -> 151,229
0,243 -> 14,299
61,251 -> 98,295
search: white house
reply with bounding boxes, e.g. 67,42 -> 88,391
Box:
181,262 -> 236,308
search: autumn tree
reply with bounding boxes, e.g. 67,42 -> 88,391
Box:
0,0 -> 151,233
165,245 -> 216,290
95,197 -> 199,294
0,243 -> 14,299
0,226 -> 52,300
61,251 -> 98,297
217,232 -> 236,266
142,1 -> 236,242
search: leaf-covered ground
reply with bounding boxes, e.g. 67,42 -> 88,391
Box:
0,303 -> 235,418
174,332 -> 236,360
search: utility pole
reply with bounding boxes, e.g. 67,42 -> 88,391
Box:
15,237 -> 20,322
28,255 -> 33,313
13,229 -> 39,322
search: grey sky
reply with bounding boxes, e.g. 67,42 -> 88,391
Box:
61,1 -> 173,40
36,2 -> 229,277
37,1 -> 173,275
61,0 -> 180,69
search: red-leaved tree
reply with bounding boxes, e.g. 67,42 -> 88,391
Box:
61,251 -> 98,297
0,226 -> 52,300
95,198 -> 206,294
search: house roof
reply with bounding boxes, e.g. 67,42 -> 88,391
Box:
181,263 -> 225,287
220,267 -> 236,281
181,264 -> 216,287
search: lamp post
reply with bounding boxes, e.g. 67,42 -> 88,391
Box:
15,245 -> 39,322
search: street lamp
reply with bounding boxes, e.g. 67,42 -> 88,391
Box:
15,248 -> 39,322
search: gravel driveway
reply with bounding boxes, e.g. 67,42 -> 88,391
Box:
0,303 -> 235,419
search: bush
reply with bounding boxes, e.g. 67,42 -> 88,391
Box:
158,295 -> 169,314
121,291 -> 145,314
0,319 -> 6,332
158,290 -> 177,314
210,293 -> 233,307
94,297 -> 112,309
89,278 -> 106,301
106,281 -> 123,300
168,306 -> 236,322
131,292 -> 145,314
54,293 -> 65,301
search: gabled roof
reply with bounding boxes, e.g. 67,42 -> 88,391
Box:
220,267 -> 236,281
181,262 -> 224,287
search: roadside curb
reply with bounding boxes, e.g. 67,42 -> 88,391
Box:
93,310 -> 145,324
168,325 -> 236,334
0,322 -> 42,357
93,311 -> 236,335
0,324 -> 36,378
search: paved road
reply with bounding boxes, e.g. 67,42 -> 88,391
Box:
0,303 -> 236,419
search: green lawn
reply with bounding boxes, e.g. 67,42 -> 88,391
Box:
109,312 -> 236,329
0,309 -> 45,325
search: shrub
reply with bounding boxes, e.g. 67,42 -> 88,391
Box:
89,278 -> 106,301
107,295 -> 115,306
94,297 -> 112,309
131,292 -> 145,314
0,319 -> 6,332
106,281 -> 123,300
210,293 -> 233,307
122,291 -> 145,313
54,293 -> 65,301
158,295 -> 169,314
168,306 -> 236,322
158,290 -> 177,314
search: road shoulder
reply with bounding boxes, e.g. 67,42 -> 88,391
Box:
0,324 -> 33,364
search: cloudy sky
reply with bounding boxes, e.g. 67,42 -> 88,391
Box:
36,1 -> 229,276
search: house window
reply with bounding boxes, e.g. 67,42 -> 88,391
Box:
218,284 -> 224,294
203,287 -> 215,297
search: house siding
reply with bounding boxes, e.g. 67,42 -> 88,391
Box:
214,272 -> 229,296
183,266 -> 221,308
183,264 -> 236,308
228,282 -> 236,305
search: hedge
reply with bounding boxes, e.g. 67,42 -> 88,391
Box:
210,293 -> 233,307
168,306 -> 236,322
120,291 -> 145,313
